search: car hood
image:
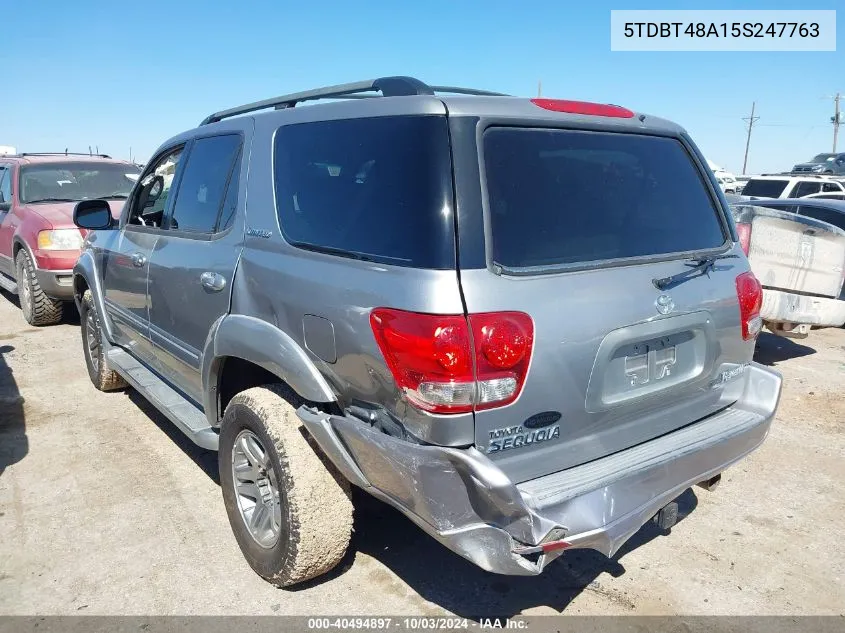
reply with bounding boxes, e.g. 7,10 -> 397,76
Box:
20,200 -> 125,228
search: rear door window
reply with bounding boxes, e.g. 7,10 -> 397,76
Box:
741,179 -> 788,198
483,128 -> 726,269
790,181 -> 822,198
273,116 -> 454,269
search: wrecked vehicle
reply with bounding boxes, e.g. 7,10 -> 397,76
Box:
70,76 -> 782,585
731,198 -> 845,338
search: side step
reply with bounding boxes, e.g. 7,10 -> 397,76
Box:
0,273 -> 18,295
107,347 -> 218,450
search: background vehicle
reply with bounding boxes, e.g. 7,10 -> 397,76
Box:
802,191 -> 845,201
740,174 -> 845,199
0,153 -> 140,325
731,198 -> 845,337
72,77 -> 781,587
792,152 -> 845,175
734,175 -> 753,194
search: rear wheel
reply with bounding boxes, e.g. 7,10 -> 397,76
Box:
79,290 -> 127,391
219,384 -> 353,587
16,251 -> 63,326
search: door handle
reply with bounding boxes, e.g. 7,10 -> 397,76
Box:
200,271 -> 226,292
131,253 -> 147,268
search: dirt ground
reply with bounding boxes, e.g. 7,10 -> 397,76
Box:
1,291 -> 843,616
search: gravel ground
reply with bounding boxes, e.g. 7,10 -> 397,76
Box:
1,292 -> 843,616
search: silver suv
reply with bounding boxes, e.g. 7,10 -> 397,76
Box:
71,76 -> 782,586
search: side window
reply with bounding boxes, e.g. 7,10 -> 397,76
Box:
127,147 -> 184,228
216,148 -> 242,232
790,181 -> 822,198
0,167 -> 10,204
273,116 -> 455,268
167,134 -> 241,234
822,182 -> 843,192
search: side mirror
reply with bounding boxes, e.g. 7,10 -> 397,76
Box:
74,199 -> 114,230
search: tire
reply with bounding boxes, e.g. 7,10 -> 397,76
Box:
16,251 -> 63,326
79,290 -> 127,391
219,384 -> 353,587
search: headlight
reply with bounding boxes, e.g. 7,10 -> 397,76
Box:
37,229 -> 84,250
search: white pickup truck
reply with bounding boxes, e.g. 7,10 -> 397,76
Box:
731,202 -> 845,338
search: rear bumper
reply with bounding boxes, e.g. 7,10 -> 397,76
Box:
298,363 -> 781,576
761,288 -> 845,328
34,268 -> 75,300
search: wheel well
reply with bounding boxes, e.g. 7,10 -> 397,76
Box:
216,357 -> 282,420
12,240 -> 25,262
73,275 -> 89,302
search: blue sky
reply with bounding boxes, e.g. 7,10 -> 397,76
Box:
1,0 -> 841,173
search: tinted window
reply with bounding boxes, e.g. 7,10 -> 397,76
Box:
791,181 -> 822,198
741,179 -> 788,198
169,134 -> 241,233
274,116 -> 454,269
217,148 -> 242,232
796,206 -> 845,231
822,182 -> 843,192
483,128 -> 726,268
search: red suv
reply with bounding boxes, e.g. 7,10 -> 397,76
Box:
0,153 -> 140,325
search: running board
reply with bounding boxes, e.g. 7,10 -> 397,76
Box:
106,347 -> 219,450
0,273 -> 18,295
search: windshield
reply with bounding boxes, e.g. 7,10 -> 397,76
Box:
20,162 -> 141,203
741,179 -> 788,198
811,154 -> 837,162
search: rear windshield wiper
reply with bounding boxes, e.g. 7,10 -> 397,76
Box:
652,254 -> 739,290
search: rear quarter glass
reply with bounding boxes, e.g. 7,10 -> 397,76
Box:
272,115 -> 455,269
741,179 -> 789,198
482,127 -> 726,270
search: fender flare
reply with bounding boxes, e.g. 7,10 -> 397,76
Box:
72,250 -> 114,342
11,236 -> 35,269
202,314 -> 336,426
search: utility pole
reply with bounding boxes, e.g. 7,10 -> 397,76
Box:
742,101 -> 759,175
537,80 -> 542,97
833,92 -> 841,152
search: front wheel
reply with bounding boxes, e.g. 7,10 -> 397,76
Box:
79,290 -> 127,391
16,251 -> 63,326
219,385 -> 353,587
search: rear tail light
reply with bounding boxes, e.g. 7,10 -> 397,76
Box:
735,272 -> 763,340
736,222 -> 752,255
370,309 -> 534,414
530,98 -> 634,119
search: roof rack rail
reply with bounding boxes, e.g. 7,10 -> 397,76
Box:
200,76 -> 509,125
19,152 -> 112,159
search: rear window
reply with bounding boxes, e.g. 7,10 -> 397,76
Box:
741,179 -> 788,198
273,116 -> 454,269
797,206 -> 845,231
483,128 -> 726,269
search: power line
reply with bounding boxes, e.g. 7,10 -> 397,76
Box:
742,101 -> 759,175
